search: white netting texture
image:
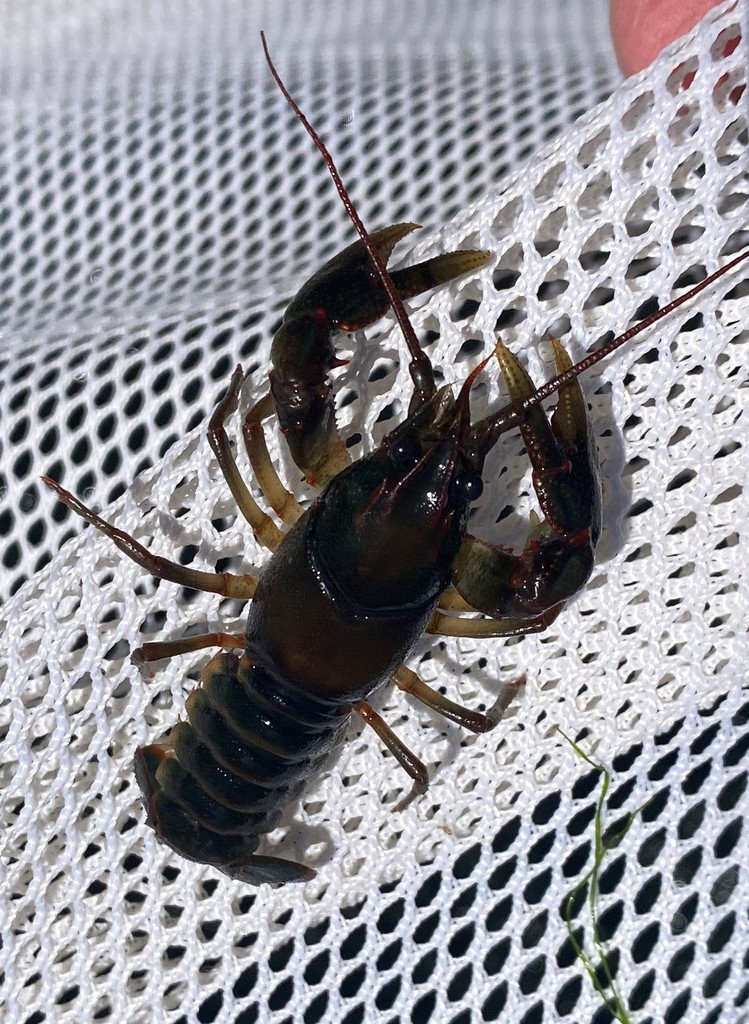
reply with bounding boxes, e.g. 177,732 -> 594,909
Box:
1,2 -> 748,1023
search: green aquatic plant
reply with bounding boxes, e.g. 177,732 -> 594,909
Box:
560,732 -> 650,1024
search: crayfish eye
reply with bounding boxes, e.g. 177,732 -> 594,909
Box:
452,471 -> 484,503
388,436 -> 421,468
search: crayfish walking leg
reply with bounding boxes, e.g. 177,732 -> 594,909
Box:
41,477 -> 258,601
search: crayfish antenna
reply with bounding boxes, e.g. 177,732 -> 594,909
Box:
466,247 -> 749,461
262,28 -> 748,432
260,31 -> 436,406
525,246 -> 749,411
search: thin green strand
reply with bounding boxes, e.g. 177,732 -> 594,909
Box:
559,731 -> 650,1024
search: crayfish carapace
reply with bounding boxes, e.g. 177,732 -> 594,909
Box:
43,35 -> 749,884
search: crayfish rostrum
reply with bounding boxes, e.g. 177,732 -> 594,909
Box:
44,36 -> 749,884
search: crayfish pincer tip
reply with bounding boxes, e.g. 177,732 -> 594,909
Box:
548,335 -> 573,373
494,338 -> 534,400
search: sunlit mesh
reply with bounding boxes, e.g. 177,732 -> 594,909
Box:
1,2 -> 748,1023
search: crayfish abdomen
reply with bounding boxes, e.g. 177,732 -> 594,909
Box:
135,651 -> 348,884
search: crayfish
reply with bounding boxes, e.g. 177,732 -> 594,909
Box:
44,35 -> 749,885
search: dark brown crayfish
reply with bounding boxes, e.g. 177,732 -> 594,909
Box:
44,36 -> 749,884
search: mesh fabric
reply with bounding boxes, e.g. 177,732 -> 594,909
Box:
1,2 -> 748,1023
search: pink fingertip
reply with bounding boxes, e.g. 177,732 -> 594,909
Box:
610,0 -> 728,76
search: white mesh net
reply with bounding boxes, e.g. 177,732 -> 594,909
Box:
1,1 -> 748,1022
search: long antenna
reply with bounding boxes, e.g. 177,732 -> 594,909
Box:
525,246 -> 749,409
261,32 -> 435,404
261,33 -> 748,413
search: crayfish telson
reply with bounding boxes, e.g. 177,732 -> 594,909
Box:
44,35 -> 749,884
